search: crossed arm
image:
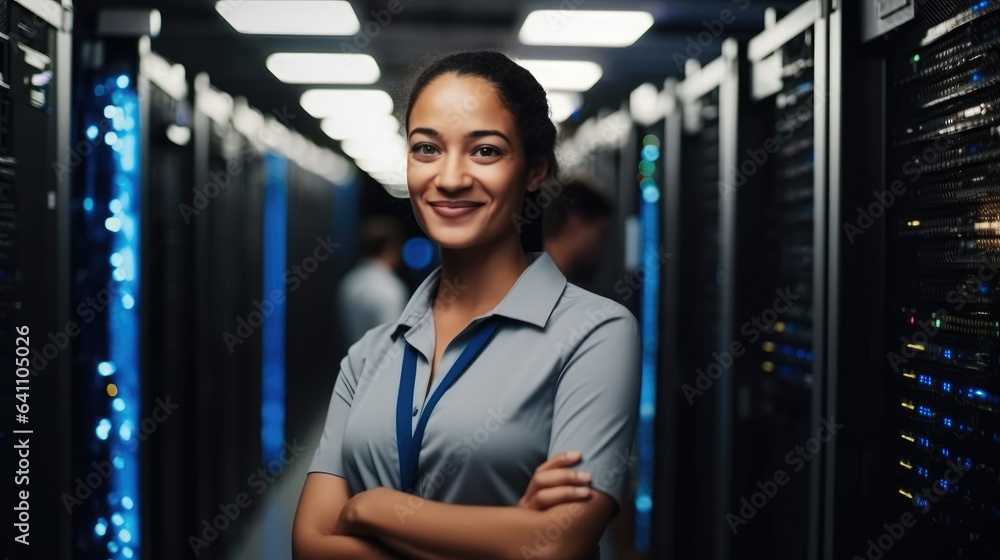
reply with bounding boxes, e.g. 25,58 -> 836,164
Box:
292,455 -> 612,560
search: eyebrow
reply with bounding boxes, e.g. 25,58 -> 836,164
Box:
408,127 -> 512,145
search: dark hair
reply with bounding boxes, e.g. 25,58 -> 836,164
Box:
542,175 -> 615,239
404,51 -> 558,181
359,216 -> 404,258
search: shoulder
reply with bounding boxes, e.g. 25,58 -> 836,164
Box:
552,283 -> 638,332
340,320 -> 401,378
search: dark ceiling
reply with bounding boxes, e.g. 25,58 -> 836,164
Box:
74,0 -> 804,160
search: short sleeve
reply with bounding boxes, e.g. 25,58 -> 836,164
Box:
308,348 -> 361,477
548,309 -> 641,512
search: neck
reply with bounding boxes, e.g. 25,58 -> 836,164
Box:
435,235 -> 529,317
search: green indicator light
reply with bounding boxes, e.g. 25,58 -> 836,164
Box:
912,54 -> 920,62
935,319 -> 941,328
642,134 -> 660,148
638,160 -> 655,176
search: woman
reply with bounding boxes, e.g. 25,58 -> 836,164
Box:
293,51 -> 641,560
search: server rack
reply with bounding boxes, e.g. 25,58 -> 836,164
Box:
856,1 -> 1000,556
0,0 -> 72,557
664,39 -> 740,560
732,2 -> 836,558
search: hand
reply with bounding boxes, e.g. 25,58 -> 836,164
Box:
517,451 -> 593,511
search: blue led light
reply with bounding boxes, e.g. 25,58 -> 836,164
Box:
262,153 -> 288,464
965,457 -> 973,469
943,348 -> 952,359
943,382 -> 952,392
641,145 -> 660,161
402,237 -> 434,270
944,417 -> 953,427
86,73 -> 141,557
940,479 -> 949,490
942,448 -> 950,457
919,437 -> 930,447
973,73 -> 982,82
96,418 -> 112,440
105,217 -> 123,232
122,496 -> 133,509
642,185 -> 660,204
974,389 -> 987,398
119,420 -> 132,441
95,519 -> 107,536
635,494 -> 653,512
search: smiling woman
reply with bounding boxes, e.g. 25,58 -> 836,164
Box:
292,51 -> 641,560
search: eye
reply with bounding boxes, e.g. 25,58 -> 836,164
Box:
473,146 -> 502,158
411,143 -> 438,156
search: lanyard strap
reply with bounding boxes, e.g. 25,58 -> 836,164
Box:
396,318 -> 501,494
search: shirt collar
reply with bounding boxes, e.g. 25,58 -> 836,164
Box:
391,251 -> 566,339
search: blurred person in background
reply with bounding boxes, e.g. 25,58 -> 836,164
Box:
336,216 -> 409,346
542,174 -> 615,287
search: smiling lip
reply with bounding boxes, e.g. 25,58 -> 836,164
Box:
428,200 -> 485,219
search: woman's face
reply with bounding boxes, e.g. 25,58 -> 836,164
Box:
407,74 -> 546,250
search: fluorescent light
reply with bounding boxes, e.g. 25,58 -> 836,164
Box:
355,157 -> 407,173
516,60 -> 603,92
519,10 -> 653,47
321,114 -> 399,140
341,135 -> 407,161
215,1 -> 360,35
300,89 -> 393,118
266,53 -> 379,84
547,92 -> 581,123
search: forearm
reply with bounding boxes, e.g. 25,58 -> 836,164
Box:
343,488 -> 592,560
293,530 -> 408,560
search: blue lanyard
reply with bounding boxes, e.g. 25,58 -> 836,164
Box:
396,317 -> 501,494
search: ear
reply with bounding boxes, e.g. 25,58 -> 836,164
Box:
525,160 -> 549,193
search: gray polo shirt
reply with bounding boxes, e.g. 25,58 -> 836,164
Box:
309,251 -> 640,511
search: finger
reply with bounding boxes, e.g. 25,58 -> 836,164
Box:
531,468 -> 592,489
530,486 -> 592,510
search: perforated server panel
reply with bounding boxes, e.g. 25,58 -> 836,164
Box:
733,2 -> 829,558
881,1 -> 1000,555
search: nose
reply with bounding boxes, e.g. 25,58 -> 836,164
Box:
434,152 -> 472,191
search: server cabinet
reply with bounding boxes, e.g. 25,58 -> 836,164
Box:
0,0 -> 71,558
663,39 -> 740,560
855,1 -> 1000,556
732,2 -> 835,559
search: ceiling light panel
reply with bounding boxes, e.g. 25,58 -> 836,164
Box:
518,10 -> 654,47
267,53 -> 380,84
516,60 -> 603,92
300,89 -> 394,118
216,1 -> 360,36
